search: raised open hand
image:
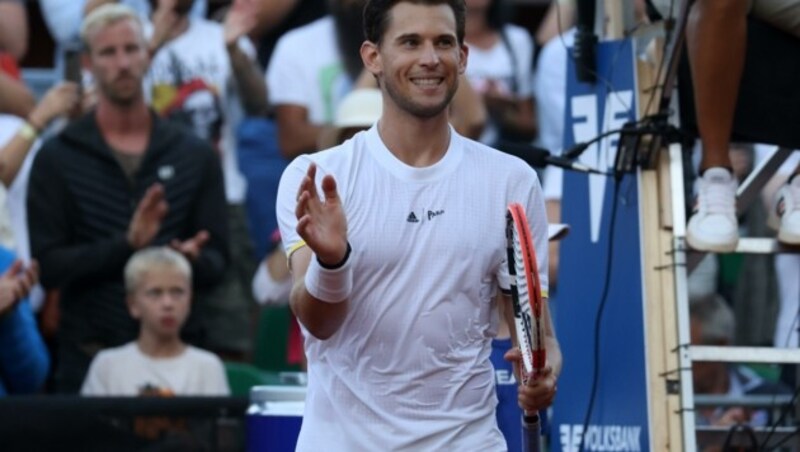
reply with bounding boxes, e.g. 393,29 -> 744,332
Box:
127,183 -> 169,250
295,163 -> 348,266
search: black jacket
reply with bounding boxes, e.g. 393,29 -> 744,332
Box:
27,111 -> 229,346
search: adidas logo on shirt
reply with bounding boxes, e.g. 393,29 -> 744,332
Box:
407,212 -> 419,223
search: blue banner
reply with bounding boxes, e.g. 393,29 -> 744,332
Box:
551,39 -> 650,452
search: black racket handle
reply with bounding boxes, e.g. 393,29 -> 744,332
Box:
522,413 -> 542,452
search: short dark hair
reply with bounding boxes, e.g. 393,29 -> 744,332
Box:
363,0 -> 466,45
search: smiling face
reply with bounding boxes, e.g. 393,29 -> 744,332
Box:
361,2 -> 468,120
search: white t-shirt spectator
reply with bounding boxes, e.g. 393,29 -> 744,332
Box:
81,342 -> 229,396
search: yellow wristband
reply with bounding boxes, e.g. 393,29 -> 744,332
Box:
17,122 -> 38,141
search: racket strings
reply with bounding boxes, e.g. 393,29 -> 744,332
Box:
509,205 -> 547,379
514,228 -> 546,374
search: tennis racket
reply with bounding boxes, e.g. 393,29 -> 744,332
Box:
505,203 -> 546,452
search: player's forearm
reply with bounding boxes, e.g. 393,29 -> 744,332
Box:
289,281 -> 348,340
545,335 -> 562,377
543,299 -> 562,376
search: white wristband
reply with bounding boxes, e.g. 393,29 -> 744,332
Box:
304,254 -> 353,303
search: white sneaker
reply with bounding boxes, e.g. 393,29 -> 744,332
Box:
687,167 -> 739,252
775,176 -> 800,244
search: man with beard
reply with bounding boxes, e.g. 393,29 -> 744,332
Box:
144,0 -> 267,360
267,0 -> 486,159
274,0 -> 559,449
27,4 -> 228,393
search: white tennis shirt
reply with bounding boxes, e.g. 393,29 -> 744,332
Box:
276,125 -> 549,451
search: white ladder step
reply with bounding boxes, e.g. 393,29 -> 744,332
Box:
689,345 -> 800,364
733,237 -> 800,254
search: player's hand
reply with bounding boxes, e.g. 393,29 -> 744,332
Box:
127,184 -> 168,249
170,230 -> 210,262
518,366 -> 557,413
295,163 -> 348,266
505,347 -> 557,412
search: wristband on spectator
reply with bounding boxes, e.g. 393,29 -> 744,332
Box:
304,243 -> 353,303
17,122 -> 38,141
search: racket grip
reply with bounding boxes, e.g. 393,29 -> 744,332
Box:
522,413 -> 542,452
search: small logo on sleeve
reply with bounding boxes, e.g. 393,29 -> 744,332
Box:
407,212 -> 419,223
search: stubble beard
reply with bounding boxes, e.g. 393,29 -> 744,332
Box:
383,76 -> 459,119
100,79 -> 143,108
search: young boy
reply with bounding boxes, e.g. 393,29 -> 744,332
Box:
81,247 -> 229,396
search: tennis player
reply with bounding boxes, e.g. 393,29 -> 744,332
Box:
275,0 -> 561,449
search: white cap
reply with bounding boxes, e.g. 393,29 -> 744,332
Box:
334,88 -> 382,128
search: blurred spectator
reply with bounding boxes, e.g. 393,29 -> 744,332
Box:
0,0 -> 35,120
534,0 -> 574,47
27,4 -> 228,392
761,147 -> 800,351
39,0 -> 207,74
266,0 -> 368,158
0,247 -> 46,395
250,0 -> 327,70
143,0 -> 264,360
0,0 -> 28,62
81,247 -> 229,396
690,293 -> 790,435
0,82 -> 80,313
464,0 -> 536,148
